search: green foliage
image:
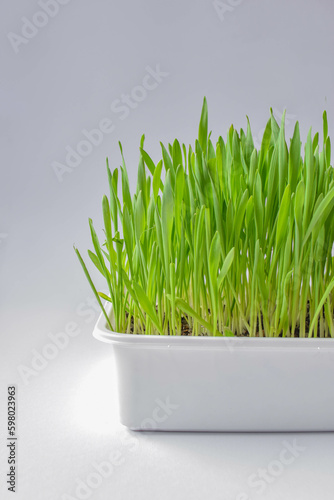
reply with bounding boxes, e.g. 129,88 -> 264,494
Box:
76,100 -> 334,337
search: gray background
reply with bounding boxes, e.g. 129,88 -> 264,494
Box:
1,0 -> 334,499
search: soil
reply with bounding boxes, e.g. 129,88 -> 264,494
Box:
126,301 -> 331,337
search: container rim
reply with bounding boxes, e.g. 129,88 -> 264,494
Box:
93,304 -> 334,351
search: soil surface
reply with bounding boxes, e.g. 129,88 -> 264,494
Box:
126,302 -> 331,337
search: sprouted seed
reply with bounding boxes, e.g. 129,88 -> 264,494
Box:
75,98 -> 334,337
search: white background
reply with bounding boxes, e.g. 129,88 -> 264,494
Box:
1,0 -> 334,498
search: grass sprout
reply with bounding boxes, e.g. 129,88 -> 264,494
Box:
75,98 -> 334,337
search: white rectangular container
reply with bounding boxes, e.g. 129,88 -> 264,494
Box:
93,309 -> 334,431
